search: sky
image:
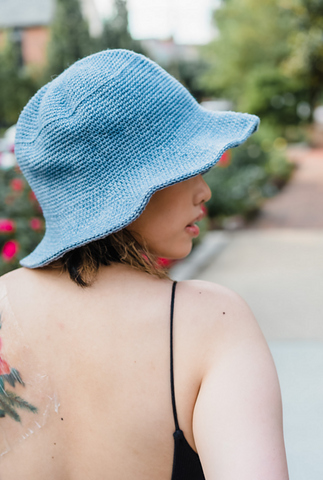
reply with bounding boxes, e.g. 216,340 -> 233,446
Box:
93,0 -> 219,45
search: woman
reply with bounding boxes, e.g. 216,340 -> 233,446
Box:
0,50 -> 289,479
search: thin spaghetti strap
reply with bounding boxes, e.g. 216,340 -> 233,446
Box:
170,281 -> 180,431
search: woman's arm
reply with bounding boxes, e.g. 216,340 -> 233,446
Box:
192,286 -> 289,480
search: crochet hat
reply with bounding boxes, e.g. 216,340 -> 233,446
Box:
15,49 -> 259,268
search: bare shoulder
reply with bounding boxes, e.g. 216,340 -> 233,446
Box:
175,279 -> 274,384
1,266 -> 52,293
1,266 -> 76,322
177,278 -> 250,307
182,281 -> 288,478
1,267 -> 42,303
176,278 -> 262,340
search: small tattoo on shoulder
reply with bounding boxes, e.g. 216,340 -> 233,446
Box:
0,314 -> 38,423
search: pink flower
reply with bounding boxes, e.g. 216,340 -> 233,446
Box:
0,219 -> 15,233
30,218 -> 42,230
218,150 -> 231,167
157,257 -> 176,268
0,338 -> 11,375
2,240 -> 19,262
201,204 -> 208,215
10,178 -> 24,192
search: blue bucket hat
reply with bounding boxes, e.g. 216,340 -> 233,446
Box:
15,49 -> 259,268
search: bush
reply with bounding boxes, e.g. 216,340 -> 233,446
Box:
204,124 -> 294,222
0,167 -> 44,275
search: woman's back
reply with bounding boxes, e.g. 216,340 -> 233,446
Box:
0,265 -> 208,479
0,264 -> 288,480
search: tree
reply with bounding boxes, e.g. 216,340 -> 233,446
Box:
96,0 -> 144,54
199,0 -> 314,127
280,0 -> 323,106
167,57 -> 209,103
47,0 -> 93,77
47,0 -> 145,78
0,39 -> 39,127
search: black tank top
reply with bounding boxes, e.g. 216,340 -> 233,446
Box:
170,282 -> 206,480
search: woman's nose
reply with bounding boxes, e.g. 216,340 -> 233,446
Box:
196,175 -> 212,204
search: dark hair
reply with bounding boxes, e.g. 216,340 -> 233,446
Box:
50,229 -> 168,287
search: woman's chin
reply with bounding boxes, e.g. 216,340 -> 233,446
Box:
158,242 -> 193,261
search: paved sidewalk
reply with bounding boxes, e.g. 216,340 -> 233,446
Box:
270,341 -> 323,480
253,147 -> 323,228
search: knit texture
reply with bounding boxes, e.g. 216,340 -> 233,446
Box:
15,49 -> 260,268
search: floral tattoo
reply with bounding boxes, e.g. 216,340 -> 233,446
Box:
0,313 -> 38,422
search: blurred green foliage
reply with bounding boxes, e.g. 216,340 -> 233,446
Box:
201,0 -> 323,130
204,124 -> 294,220
0,41 -> 40,127
0,167 -> 45,275
281,0 -> 323,106
47,0 -> 145,78
95,0 -> 145,54
167,58 -> 209,103
47,0 -> 93,77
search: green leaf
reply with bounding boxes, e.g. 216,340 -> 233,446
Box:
6,369 -> 25,387
0,395 -> 21,422
2,390 -> 38,414
1,373 -> 15,388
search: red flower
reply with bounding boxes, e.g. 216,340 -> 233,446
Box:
157,257 -> 176,268
201,204 -> 208,216
2,240 -> 19,262
10,178 -> 24,192
0,219 -> 15,233
29,191 -> 37,201
218,150 -> 231,167
30,218 -> 42,230
0,356 -> 10,375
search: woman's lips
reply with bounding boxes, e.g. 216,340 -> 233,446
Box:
185,210 -> 205,236
185,224 -> 200,237
185,209 -> 206,237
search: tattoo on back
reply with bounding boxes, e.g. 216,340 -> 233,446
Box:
0,313 -> 38,423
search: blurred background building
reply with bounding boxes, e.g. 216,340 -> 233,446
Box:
0,0 -> 103,68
